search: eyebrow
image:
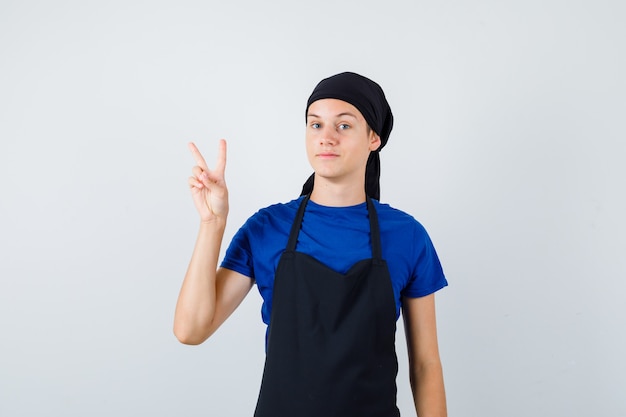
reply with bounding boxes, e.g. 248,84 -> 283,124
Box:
306,112 -> 359,119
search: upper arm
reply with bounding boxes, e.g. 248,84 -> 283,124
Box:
402,294 -> 442,369
207,267 -> 255,338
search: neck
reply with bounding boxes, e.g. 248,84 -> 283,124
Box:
309,175 -> 367,207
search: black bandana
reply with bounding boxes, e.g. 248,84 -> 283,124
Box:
300,72 -> 394,200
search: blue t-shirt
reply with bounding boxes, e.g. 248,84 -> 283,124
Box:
221,197 -> 447,326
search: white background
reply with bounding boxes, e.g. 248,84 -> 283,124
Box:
1,1 -> 625,416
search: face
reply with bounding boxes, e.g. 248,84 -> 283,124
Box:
306,99 -> 381,187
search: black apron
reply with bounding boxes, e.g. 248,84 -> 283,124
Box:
254,195 -> 400,417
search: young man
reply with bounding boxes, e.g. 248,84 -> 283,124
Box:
174,72 -> 448,416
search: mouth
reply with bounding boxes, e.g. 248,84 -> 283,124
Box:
317,152 -> 339,159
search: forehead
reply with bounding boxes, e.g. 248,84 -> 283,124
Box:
307,98 -> 364,120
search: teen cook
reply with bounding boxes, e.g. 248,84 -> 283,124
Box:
174,72 -> 448,417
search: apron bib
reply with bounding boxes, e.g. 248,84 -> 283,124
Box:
254,195 -> 400,417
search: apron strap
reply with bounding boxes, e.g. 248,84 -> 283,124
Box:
366,196 -> 383,261
286,194 -> 310,251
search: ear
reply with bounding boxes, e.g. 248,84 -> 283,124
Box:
369,131 -> 381,152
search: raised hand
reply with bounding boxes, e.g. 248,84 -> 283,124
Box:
188,140 -> 229,223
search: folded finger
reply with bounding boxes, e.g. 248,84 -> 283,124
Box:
188,176 -> 204,189
191,165 -> 204,178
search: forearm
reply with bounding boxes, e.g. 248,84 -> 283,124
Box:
410,360 -> 447,417
174,219 -> 226,344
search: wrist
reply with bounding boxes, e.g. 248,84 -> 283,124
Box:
199,216 -> 227,230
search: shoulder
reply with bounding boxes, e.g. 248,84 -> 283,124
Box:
251,196 -> 304,221
373,200 -> 437,257
225,197 -> 304,264
258,196 -> 303,214
241,196 -> 304,234
373,200 -> 428,234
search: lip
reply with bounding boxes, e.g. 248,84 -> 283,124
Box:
317,152 -> 339,158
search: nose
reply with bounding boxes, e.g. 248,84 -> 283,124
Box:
319,125 -> 338,145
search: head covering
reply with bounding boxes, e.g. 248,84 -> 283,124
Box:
300,72 -> 393,200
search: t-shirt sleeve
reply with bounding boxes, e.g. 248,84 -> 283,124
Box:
401,222 -> 448,298
220,220 -> 255,280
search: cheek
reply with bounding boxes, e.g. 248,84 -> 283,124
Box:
305,134 -> 316,159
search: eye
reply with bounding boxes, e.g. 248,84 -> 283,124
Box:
310,122 -> 321,129
338,123 -> 351,130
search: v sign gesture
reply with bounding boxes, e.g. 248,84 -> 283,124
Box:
188,140 -> 229,223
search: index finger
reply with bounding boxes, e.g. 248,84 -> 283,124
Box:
188,142 -> 209,170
